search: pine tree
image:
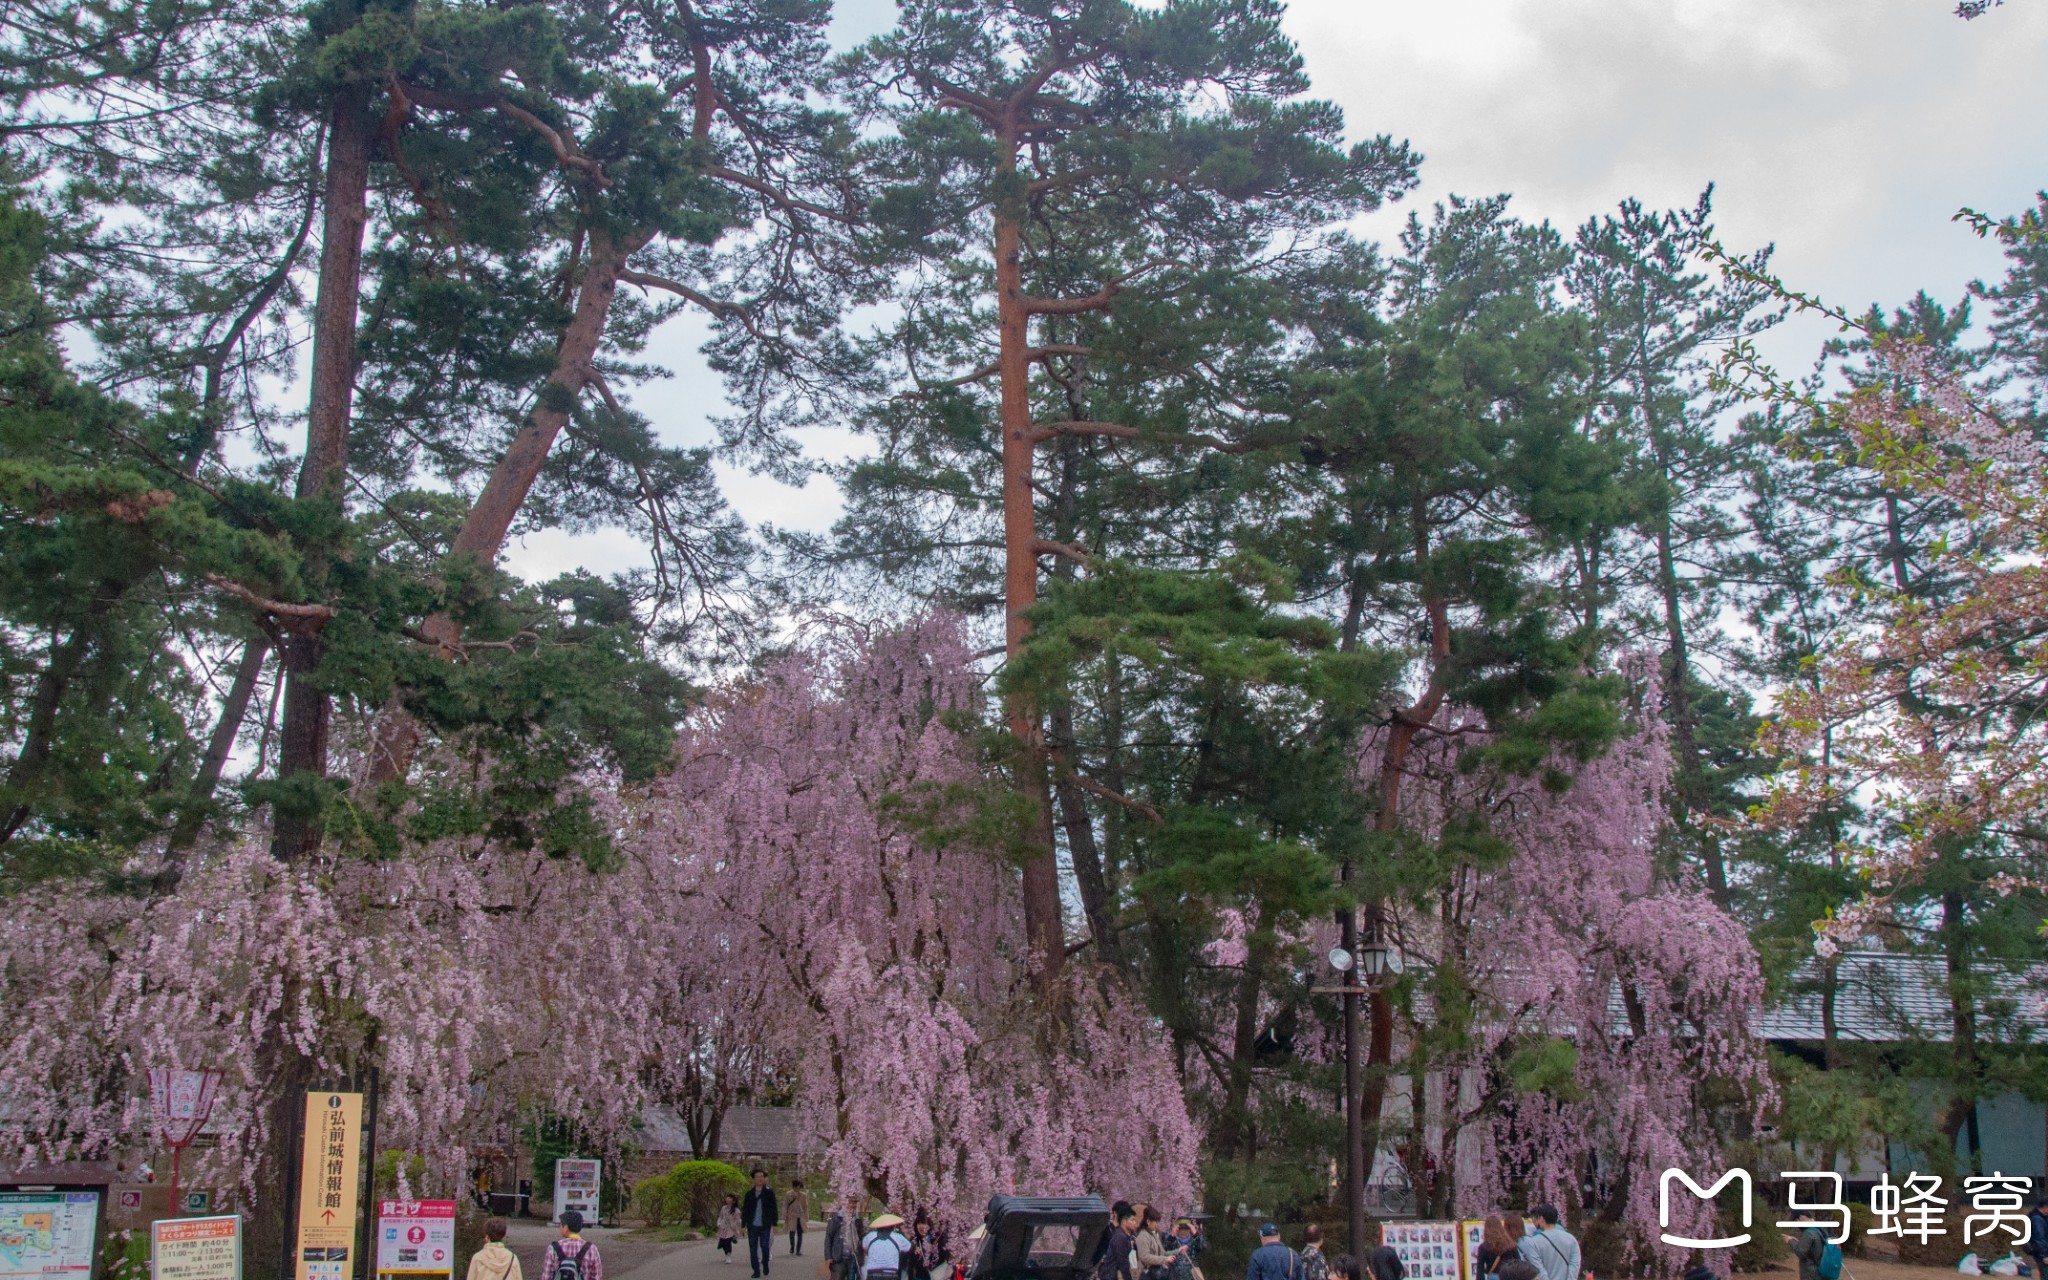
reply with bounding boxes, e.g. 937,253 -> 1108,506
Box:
837,0 -> 1416,978
1564,190 -> 1779,901
1280,194 -> 1625,1182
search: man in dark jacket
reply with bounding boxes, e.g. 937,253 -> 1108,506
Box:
742,1168 -> 780,1280
2027,1198 -> 2048,1280
1244,1225 -> 1297,1280
1781,1211 -> 1825,1280
1098,1204 -> 1138,1280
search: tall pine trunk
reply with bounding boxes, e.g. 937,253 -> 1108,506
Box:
271,83 -> 373,861
993,132 -> 1065,984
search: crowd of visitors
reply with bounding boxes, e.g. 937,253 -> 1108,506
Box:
737,1180 -> 1590,1280
1223,1201 -> 1579,1280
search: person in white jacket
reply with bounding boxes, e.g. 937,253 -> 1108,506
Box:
467,1219 -> 524,1280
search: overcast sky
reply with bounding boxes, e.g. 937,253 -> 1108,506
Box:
509,0 -> 2048,582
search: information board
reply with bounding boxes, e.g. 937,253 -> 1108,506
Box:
152,1216 -> 241,1280
294,1092 -> 364,1280
1379,1221 -> 1461,1280
0,1190 -> 99,1280
375,1201 -> 455,1277
552,1160 -> 600,1225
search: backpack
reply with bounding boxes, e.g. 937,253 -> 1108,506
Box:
1817,1235 -> 1843,1280
551,1240 -> 592,1280
1302,1248 -> 1329,1280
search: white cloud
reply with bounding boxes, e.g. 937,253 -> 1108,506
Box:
510,0 -> 2048,582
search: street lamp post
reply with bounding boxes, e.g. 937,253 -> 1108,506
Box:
1325,931 -> 1393,1257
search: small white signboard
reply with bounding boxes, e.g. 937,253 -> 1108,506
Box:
152,1215 -> 241,1280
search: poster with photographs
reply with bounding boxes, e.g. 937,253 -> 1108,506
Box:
1460,1221 -> 1485,1280
1378,1220 -> 1463,1280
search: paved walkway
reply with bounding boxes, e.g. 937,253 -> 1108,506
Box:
504,1218 -> 828,1280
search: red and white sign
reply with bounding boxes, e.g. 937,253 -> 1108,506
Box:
375,1201 -> 456,1277
147,1070 -> 222,1147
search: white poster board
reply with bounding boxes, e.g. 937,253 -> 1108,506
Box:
0,1190 -> 100,1280
153,1216 -> 241,1280
376,1201 -> 456,1277
1379,1221 -> 1461,1280
553,1160 -> 600,1225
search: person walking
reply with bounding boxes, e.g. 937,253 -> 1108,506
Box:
788,1181 -> 810,1258
1519,1207 -> 1578,1280
1781,1209 -> 1833,1280
1478,1217 -> 1524,1276
827,1201 -> 864,1280
718,1195 -> 742,1264
742,1168 -> 781,1279
908,1211 -> 947,1280
1244,1224 -> 1299,1280
1134,1207 -> 1182,1280
1296,1225 -> 1329,1280
544,1211 -> 601,1280
862,1212 -> 913,1280
467,1219 -> 523,1280
1362,1248 -> 1403,1280
1100,1205 -> 1139,1280
2026,1198 -> 2048,1280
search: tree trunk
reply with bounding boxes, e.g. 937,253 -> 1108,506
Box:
1052,706 -> 1120,968
1654,514 -> 1728,902
271,81 -> 374,862
1640,369 -> 1728,906
0,582 -> 122,846
1360,497 -> 1452,1188
165,638 -> 271,863
1211,940 -> 1266,1162
993,135 -> 1064,983
1937,886 -> 1980,1170
365,233 -> 638,783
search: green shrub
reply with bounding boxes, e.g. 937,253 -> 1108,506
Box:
1897,1215 -> 1971,1268
664,1160 -> 748,1230
1727,1183 -> 1789,1273
634,1175 -> 677,1228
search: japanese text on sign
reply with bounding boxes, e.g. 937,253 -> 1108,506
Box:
153,1216 -> 241,1280
293,1092 -> 363,1280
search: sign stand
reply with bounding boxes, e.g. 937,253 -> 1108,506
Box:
373,1201 -> 455,1280
291,1092 -> 364,1280
147,1070 -> 223,1210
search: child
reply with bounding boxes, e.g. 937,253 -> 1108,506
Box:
718,1193 -> 742,1264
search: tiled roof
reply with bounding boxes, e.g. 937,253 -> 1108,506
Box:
1755,951 -> 2048,1044
634,1105 -> 813,1157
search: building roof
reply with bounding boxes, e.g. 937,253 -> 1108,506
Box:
1755,951 -> 2048,1044
635,1105 -> 813,1157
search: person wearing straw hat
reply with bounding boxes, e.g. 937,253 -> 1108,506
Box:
862,1213 -> 913,1280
